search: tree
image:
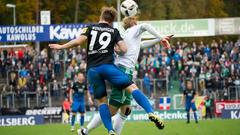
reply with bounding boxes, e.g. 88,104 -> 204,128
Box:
138,0 -> 166,20
205,0 -> 228,17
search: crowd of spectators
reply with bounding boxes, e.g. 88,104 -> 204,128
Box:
0,46 -> 63,105
0,39 -> 240,107
138,39 -> 240,99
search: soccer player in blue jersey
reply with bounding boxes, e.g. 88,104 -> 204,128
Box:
182,80 -> 198,124
49,7 -> 170,135
70,72 -> 93,131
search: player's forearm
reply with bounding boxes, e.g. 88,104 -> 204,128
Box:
87,91 -> 92,101
193,95 -> 197,101
61,35 -> 87,49
181,96 -> 185,104
61,39 -> 81,49
69,90 -> 73,101
140,39 -> 160,49
141,23 -> 163,40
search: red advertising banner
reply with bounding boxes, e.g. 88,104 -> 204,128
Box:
214,100 -> 240,116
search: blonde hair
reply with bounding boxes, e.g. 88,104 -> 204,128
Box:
122,16 -> 137,30
100,7 -> 117,24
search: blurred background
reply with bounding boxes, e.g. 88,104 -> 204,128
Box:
0,0 -> 239,127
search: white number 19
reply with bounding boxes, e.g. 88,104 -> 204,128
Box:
89,30 -> 111,51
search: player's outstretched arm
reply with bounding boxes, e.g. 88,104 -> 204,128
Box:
140,39 -> 161,49
139,23 -> 173,49
139,23 -> 163,40
49,35 -> 87,49
140,35 -> 173,49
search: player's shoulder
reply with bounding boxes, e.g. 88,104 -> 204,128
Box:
137,23 -> 151,29
183,90 -> 187,94
80,25 -> 92,36
112,27 -> 121,34
126,24 -> 139,31
127,23 -> 148,35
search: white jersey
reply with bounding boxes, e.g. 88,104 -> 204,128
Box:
115,23 -> 162,69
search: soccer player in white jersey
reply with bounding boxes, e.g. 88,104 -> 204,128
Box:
79,16 -> 172,135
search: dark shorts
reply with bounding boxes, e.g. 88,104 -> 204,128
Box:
71,101 -> 85,113
185,101 -> 197,112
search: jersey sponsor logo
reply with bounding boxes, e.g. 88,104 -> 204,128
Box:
81,27 -> 88,34
78,88 -> 84,93
88,49 -> 109,55
0,115 -> 44,126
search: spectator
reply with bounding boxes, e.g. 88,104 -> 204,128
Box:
52,79 -> 60,98
42,63 -> 49,81
9,71 -> 17,92
205,96 -> 213,119
18,76 -> 27,92
143,73 -> 152,98
53,50 -> 61,76
41,85 -> 48,106
62,98 -> 71,124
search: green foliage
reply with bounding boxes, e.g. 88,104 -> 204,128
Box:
138,0 -> 166,20
0,0 -> 237,25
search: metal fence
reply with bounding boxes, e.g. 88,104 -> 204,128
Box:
0,91 -> 51,109
227,86 -> 240,100
0,78 -> 168,109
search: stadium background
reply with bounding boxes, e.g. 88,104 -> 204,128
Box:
0,0 -> 240,135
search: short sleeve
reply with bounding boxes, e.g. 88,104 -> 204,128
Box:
84,83 -> 88,91
80,26 -> 90,37
193,91 -> 196,96
71,83 -> 75,90
183,90 -> 186,96
114,29 -> 123,44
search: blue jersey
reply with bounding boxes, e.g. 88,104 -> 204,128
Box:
183,89 -> 196,103
72,82 -> 87,102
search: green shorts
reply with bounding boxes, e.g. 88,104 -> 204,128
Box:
109,65 -> 133,108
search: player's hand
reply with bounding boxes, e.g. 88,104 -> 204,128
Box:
114,45 -> 120,52
191,99 -> 195,103
114,45 -> 125,56
49,44 -> 63,49
165,34 -> 174,41
160,35 -> 174,49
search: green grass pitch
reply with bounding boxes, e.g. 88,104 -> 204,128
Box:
0,119 -> 239,135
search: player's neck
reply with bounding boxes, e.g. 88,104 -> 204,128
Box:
78,81 -> 84,83
99,20 -> 111,26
